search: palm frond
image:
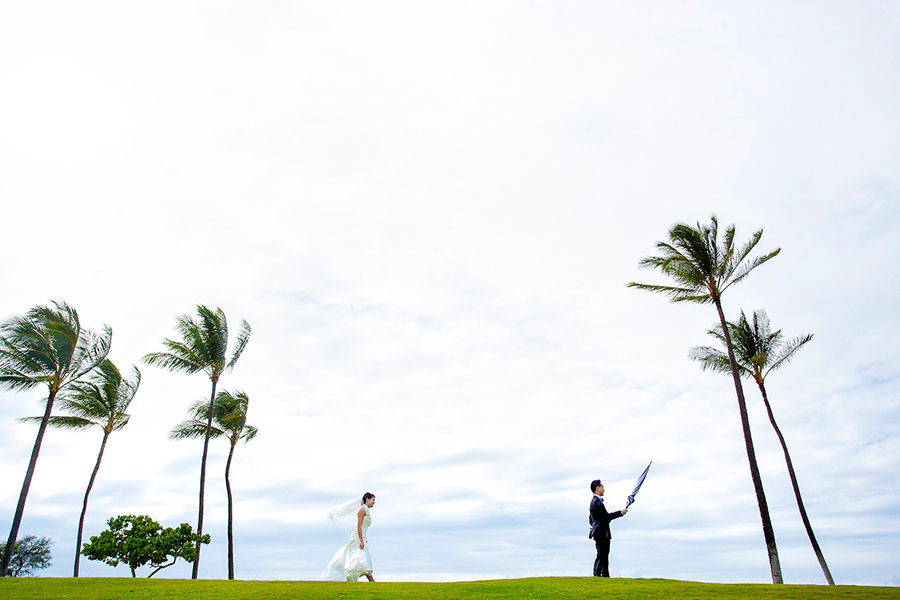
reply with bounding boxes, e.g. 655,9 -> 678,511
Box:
716,220 -> 735,280
631,217 -> 780,309
52,393 -> 101,420
226,319 -> 251,372
20,415 -> 95,430
672,221 -> 715,278
173,312 -> 208,359
0,317 -> 58,377
0,301 -> 110,397
143,350 -> 204,374
726,228 -> 762,276
188,389 -> 260,442
0,370 -> 45,391
671,293 -> 715,304
53,358 -> 139,432
765,333 -> 813,377
625,282 -> 713,304
638,239 -> 703,287
240,425 -> 259,443
688,344 -> 737,375
67,324 -> 112,384
196,305 -> 229,367
704,322 -> 727,344
114,365 -> 141,415
35,300 -> 79,352
182,397 -> 213,420
111,413 -> 131,432
653,239 -> 708,288
725,248 -> 781,291
170,418 -> 225,440
146,306 -> 249,384
696,308 -> 811,386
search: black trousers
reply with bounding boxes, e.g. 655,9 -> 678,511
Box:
593,536 -> 611,577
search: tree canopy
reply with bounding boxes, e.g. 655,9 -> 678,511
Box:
0,300 -> 111,577
0,535 -> 52,577
22,358 -> 142,577
81,515 -> 210,578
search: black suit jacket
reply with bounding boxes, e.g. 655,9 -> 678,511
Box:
589,495 -> 623,540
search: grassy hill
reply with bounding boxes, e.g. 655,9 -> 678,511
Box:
1,577 -> 897,600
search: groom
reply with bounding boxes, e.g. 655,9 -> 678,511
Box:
589,479 -> 627,577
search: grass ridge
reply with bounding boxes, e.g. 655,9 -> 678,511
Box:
1,576 -> 897,600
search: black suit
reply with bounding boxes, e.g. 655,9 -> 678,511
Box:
589,495 -> 623,577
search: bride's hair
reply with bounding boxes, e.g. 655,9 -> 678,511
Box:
362,492 -> 375,503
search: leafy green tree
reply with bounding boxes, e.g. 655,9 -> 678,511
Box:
81,515 -> 210,578
0,301 -> 111,577
0,535 -> 52,577
690,309 -> 834,584
171,389 -> 258,580
22,359 -> 140,577
628,216 -> 784,583
143,306 -> 250,579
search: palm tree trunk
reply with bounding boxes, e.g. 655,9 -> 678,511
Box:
714,299 -> 783,584
74,431 -> 109,577
225,439 -> 236,580
757,381 -> 835,585
192,378 -> 218,580
1,391 -> 56,577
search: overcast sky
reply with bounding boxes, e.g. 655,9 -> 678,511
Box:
1,1 -> 898,586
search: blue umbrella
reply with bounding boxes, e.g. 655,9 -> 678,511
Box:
626,462 -> 652,508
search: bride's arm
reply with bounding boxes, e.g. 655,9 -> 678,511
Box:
357,508 -> 366,549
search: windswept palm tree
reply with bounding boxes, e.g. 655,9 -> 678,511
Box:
22,359 -> 140,577
628,216 -> 785,584
171,390 -> 258,580
143,306 -> 250,579
0,301 -> 111,577
690,309 -> 834,584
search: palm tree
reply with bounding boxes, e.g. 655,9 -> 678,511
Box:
171,390 -> 258,580
143,306 -> 250,579
627,216 -> 785,583
0,301 -> 111,577
22,359 -> 140,577
690,309 -> 834,584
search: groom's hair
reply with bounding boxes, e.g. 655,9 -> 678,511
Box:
590,479 -> 602,493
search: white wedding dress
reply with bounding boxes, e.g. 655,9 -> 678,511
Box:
321,506 -> 373,581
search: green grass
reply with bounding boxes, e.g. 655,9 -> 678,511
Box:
0,577 -> 896,600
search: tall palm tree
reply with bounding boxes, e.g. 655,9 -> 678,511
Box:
143,306 -> 250,579
690,309 -> 834,584
627,216 -> 784,583
22,358 -> 140,577
0,301 -> 111,577
171,390 -> 258,580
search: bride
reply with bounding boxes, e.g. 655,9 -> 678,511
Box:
321,493 -> 376,582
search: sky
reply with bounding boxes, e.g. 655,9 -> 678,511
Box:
1,0 -> 898,586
